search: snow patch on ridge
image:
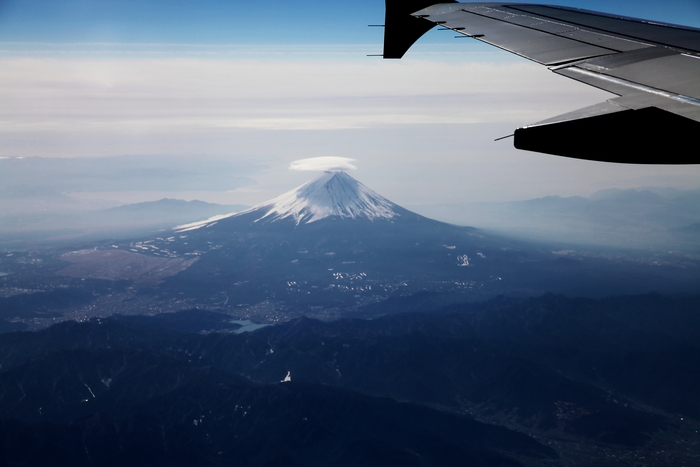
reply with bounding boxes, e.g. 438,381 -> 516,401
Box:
175,213 -> 238,232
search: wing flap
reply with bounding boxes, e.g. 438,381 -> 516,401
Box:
417,5 -> 616,65
460,4 -> 650,52
555,64 -> 700,119
414,5 -> 614,66
558,29 -> 649,52
509,5 -> 700,53
586,53 -> 700,99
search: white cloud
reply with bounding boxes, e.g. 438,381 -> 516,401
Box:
1,52 -> 698,207
1,56 -> 563,100
290,156 -> 356,171
0,55 -> 614,158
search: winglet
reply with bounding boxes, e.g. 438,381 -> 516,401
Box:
383,0 -> 456,59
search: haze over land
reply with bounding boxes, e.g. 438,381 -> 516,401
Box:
2,170 -> 697,330
2,156 -> 699,253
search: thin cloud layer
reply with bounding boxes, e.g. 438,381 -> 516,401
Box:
0,56 -> 610,157
1,52 -> 698,207
290,156 -> 357,171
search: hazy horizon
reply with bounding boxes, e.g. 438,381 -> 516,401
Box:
2,0 -> 700,217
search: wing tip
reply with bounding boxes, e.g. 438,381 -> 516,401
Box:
382,0 -> 457,59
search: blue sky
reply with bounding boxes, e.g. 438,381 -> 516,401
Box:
1,0 -> 699,215
1,0 -> 698,45
0,0 -> 380,44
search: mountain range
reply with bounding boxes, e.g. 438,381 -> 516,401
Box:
1,171 -> 700,465
1,293 -> 698,466
412,188 -> 700,250
137,172 -> 700,317
0,199 -> 249,249
1,171 -> 698,330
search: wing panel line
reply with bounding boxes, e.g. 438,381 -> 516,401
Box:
459,5 -> 650,52
506,5 -> 700,53
558,67 -> 700,107
422,8 -> 616,64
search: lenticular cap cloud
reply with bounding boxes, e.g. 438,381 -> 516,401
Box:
289,157 -> 357,171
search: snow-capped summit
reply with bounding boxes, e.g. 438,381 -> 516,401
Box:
256,171 -> 400,225
176,171 -> 406,231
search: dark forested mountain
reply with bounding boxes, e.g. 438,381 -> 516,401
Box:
0,293 -> 698,466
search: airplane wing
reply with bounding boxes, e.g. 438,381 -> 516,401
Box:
382,0 -> 700,163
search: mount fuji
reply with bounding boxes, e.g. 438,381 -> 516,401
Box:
175,170 -> 422,231
78,170 -> 689,321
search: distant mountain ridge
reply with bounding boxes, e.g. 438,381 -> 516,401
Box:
411,188 -> 700,250
0,198 -> 249,249
107,198 -> 248,216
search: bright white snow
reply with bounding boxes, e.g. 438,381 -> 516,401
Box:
174,171 -> 402,230
257,171 -> 400,225
175,213 -> 239,232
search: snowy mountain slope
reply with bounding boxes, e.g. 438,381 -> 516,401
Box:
176,171 -> 408,232
258,171 -> 401,224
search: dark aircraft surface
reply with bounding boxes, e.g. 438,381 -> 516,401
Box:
381,1 -> 700,163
